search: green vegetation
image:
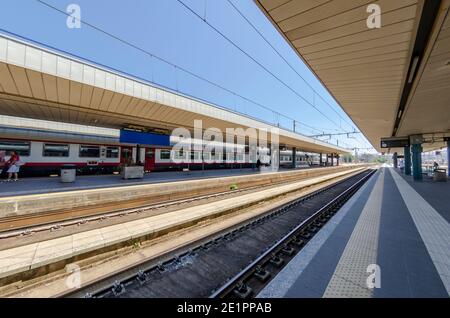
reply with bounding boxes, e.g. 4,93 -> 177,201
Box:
341,154 -> 354,163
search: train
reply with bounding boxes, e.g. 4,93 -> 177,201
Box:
0,126 -> 320,177
279,151 -> 321,168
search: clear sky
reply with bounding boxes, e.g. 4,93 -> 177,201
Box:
0,0 -> 376,152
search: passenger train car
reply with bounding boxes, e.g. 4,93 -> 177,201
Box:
0,126 -> 277,177
279,150 -> 321,168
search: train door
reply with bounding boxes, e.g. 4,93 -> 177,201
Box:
121,146 -> 133,165
145,147 -> 155,172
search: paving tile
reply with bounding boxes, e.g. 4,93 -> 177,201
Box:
390,168 -> 450,296
32,236 -> 73,268
124,222 -> 153,238
72,229 -> 104,254
100,224 -> 131,245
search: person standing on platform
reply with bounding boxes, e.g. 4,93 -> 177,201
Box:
433,161 -> 439,171
5,151 -> 21,182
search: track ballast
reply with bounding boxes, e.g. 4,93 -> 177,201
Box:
66,168 -> 376,298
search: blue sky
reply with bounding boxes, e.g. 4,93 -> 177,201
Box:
0,0 -> 375,152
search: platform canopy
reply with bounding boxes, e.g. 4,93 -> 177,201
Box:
0,34 -> 348,155
255,0 -> 450,153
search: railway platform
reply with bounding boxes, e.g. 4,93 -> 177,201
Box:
0,168 -> 260,198
0,166 -> 367,297
258,167 -> 450,298
0,165 -> 360,220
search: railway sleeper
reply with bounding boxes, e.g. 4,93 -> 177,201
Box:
290,238 -> 304,247
300,232 -> 311,240
112,281 -> 125,296
269,255 -> 284,268
308,226 -> 318,233
233,283 -> 253,299
136,270 -> 149,284
253,267 -> 271,283
281,245 -> 295,256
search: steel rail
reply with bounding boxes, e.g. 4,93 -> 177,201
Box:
60,168 -> 374,298
209,169 -> 376,298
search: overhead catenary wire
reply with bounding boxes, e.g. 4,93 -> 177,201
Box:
35,0 -> 372,151
34,0 -> 334,136
226,0 -> 356,131
230,0 -> 374,151
176,0 -> 346,132
186,0 -> 373,151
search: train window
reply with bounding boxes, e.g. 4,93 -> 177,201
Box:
79,145 -> 100,158
174,149 -> 187,160
160,150 -> 171,160
106,147 -> 119,158
43,143 -> 69,157
190,151 -> 200,160
0,140 -> 30,156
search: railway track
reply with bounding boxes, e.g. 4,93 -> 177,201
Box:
63,168 -> 376,298
0,167 -> 364,239
0,177 -> 301,238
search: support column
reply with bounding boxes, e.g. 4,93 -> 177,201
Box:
393,152 -> 398,169
319,153 -> 323,166
292,147 -> 296,169
447,139 -> 450,177
404,146 -> 411,176
136,144 -> 141,164
411,144 -> 423,181
331,153 -> 334,166
336,154 -> 340,166
268,145 -> 279,172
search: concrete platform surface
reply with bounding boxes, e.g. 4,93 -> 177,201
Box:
258,167 -> 450,298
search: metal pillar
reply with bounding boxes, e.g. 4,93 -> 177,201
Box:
136,144 -> 141,164
292,147 -> 296,169
331,153 -> 334,166
272,147 -> 280,172
411,144 -> 423,181
393,152 -> 398,169
447,139 -> 450,177
319,153 -> 323,166
336,154 -> 340,166
404,146 -> 411,176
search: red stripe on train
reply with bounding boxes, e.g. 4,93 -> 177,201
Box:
23,162 -> 119,167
